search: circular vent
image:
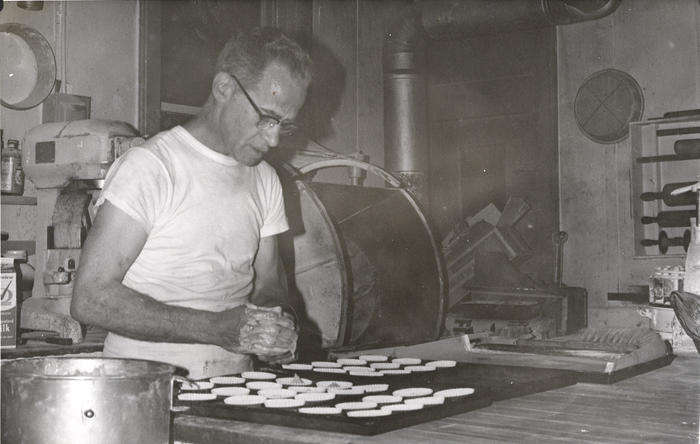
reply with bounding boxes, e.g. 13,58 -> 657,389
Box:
574,68 -> 643,144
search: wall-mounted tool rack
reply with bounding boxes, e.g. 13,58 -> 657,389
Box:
631,113 -> 700,257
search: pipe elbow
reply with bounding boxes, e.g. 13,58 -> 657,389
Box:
383,2 -> 425,73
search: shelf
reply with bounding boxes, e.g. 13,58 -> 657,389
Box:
636,154 -> 700,163
1,195 -> 37,206
632,254 -> 685,260
0,240 -> 35,255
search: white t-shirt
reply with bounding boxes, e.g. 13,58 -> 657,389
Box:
95,125 -> 289,378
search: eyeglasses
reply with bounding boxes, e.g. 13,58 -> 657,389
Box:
229,73 -> 299,136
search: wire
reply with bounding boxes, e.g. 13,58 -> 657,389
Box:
289,126 -> 373,166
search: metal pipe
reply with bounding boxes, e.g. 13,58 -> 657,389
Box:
383,3 -> 426,203
383,0 -> 622,207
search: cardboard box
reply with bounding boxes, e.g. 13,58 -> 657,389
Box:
642,305 -> 695,353
1,257 -> 18,348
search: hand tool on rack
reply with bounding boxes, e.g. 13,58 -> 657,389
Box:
641,209 -> 697,228
674,139 -> 700,157
640,181 -> 697,206
641,230 -> 691,254
637,132 -> 700,163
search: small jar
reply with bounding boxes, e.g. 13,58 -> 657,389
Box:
1,139 -> 25,195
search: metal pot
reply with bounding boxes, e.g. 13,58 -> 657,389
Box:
1,357 -> 177,444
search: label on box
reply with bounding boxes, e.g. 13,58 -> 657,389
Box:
1,257 -> 18,348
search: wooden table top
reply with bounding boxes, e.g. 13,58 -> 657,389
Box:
173,351 -> 700,444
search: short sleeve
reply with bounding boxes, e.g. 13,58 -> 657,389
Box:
259,165 -> 289,238
95,147 -> 171,234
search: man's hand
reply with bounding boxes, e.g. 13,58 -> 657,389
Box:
214,304 -> 297,358
253,306 -> 298,364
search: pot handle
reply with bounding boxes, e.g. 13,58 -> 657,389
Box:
172,374 -> 198,387
170,375 -> 198,413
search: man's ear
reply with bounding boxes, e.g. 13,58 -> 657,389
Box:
212,72 -> 234,102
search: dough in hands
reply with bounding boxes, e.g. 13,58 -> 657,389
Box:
239,304 -> 297,355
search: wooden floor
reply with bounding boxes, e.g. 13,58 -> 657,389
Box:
173,352 -> 700,444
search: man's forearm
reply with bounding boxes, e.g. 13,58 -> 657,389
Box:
71,282 -> 226,345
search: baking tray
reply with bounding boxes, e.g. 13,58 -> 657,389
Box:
175,384 -> 490,435
474,343 -> 675,385
422,362 -> 579,401
173,361 -> 578,435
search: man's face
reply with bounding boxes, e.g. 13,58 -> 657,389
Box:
222,63 -> 308,166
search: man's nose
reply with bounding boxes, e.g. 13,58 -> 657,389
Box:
262,125 -> 280,148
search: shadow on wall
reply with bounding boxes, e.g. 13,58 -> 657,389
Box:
274,35 -> 347,163
308,36 -> 346,142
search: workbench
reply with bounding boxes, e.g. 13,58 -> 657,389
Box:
172,351 -> 699,444
1,329 -> 696,442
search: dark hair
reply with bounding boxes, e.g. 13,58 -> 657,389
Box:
216,27 -> 312,88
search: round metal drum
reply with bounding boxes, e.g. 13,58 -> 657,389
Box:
278,161 -> 447,352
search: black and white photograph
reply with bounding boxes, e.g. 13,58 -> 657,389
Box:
0,0 -> 698,442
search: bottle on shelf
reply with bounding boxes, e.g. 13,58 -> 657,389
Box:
1,139 -> 25,195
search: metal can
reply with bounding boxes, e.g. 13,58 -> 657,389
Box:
1,139 -> 24,195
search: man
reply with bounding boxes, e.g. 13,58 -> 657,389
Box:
72,27 -> 312,379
